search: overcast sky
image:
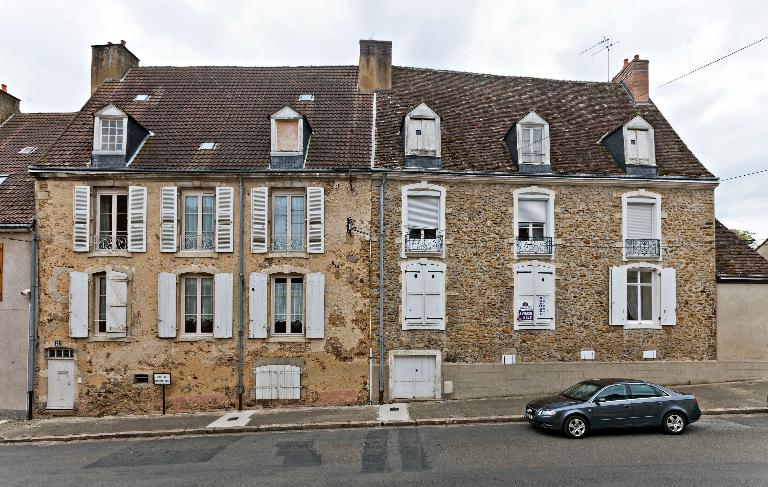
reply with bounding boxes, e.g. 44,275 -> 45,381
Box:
2,0 -> 767,239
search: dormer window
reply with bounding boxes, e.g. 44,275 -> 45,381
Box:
515,112 -> 550,165
404,103 -> 440,158
270,107 -> 303,156
624,116 -> 655,166
93,105 -> 128,155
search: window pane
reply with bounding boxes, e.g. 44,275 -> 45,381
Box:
274,277 -> 287,333
275,120 -> 299,152
98,195 -> 113,249
641,285 -> 653,321
628,270 -> 638,283
291,196 -> 305,250
518,224 -> 531,241
291,278 -> 303,333
273,196 -> 288,250
116,194 -> 128,248
640,270 -> 652,283
202,195 -> 215,250
184,196 -> 199,250
629,383 -> 661,398
98,276 -> 107,333
627,283 -> 639,321
184,278 -> 197,333
531,223 -> 545,240
596,385 -> 628,402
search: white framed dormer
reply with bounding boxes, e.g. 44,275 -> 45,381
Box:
623,116 -> 655,166
92,104 -> 128,156
516,111 -> 550,165
609,262 -> 676,330
513,186 -> 555,259
621,190 -> 662,261
401,182 -> 446,258
404,103 -> 441,158
270,106 -> 304,156
401,259 -> 446,331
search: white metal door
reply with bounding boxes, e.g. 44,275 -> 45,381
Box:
47,359 -> 75,409
393,355 -> 436,399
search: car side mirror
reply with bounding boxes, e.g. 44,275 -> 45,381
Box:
594,397 -> 605,404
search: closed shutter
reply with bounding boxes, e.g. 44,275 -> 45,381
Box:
407,192 -> 440,229
534,266 -> 555,323
248,272 -> 268,338
105,271 -> 128,334
72,186 -> 91,252
157,272 -> 177,338
636,130 -> 650,162
514,264 -> 535,328
255,365 -> 301,400
69,271 -> 89,337
518,199 -> 547,223
423,263 -> 445,329
627,129 -> 639,160
420,118 -> 437,153
213,272 -> 233,338
404,263 -> 425,327
609,266 -> 628,326
407,118 -> 421,153
626,202 -> 654,239
305,272 -> 325,338
306,187 -> 324,253
215,187 -> 234,252
127,186 -> 147,252
160,186 -> 178,252
250,187 -> 268,253
660,268 -> 677,326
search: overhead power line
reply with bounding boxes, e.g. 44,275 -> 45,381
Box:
720,168 -> 768,182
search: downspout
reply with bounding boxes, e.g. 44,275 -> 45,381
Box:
378,173 -> 386,404
369,91 -> 377,404
237,176 -> 245,410
26,224 -> 37,420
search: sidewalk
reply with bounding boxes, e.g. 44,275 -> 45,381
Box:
1,380 -> 766,443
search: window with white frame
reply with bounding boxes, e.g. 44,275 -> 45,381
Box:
514,188 -> 554,256
627,268 -> 654,322
93,105 -> 128,155
402,261 -> 445,330
623,191 -> 661,259
272,275 -> 304,335
270,107 -> 303,155
183,191 -> 215,251
91,270 -> 128,337
272,192 -> 305,252
94,272 -> 108,334
623,116 -> 655,166
182,275 -> 214,335
96,191 -> 128,250
405,103 -> 441,157
402,184 -> 444,255
609,265 -> 676,329
515,112 -> 550,164
514,262 -> 555,330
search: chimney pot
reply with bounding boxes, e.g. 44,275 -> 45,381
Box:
633,54 -> 640,61
612,55 -> 649,103
91,42 -> 140,95
121,40 -> 126,46
1,84 -> 6,92
623,58 -> 629,67
358,40 -> 392,93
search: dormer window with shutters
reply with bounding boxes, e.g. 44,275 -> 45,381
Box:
270,107 -> 310,170
505,112 -> 550,174
248,186 -> 324,255
401,183 -> 445,257
622,190 -> 661,260
600,115 -> 656,176
404,103 -> 441,169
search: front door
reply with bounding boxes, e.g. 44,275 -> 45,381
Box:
591,384 -> 632,428
47,358 -> 75,409
392,355 -> 437,399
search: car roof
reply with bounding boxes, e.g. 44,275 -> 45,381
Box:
585,378 -> 646,387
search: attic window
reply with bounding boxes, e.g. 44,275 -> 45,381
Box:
0,175 -> 7,185
93,105 -> 128,155
270,107 -> 304,156
133,94 -> 151,102
515,112 -> 550,165
18,146 -> 37,154
298,94 -> 314,102
198,142 -> 217,150
623,116 -> 655,166
404,103 -> 441,158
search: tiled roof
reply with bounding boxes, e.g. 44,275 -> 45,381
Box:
375,67 -> 713,177
715,220 -> 768,278
0,113 -> 75,225
37,66 -> 373,170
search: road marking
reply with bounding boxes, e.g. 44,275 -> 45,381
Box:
207,410 -> 256,428
378,403 -> 410,422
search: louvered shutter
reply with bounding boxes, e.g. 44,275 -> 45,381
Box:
157,272 -> 177,338
127,186 -> 147,252
305,272 -> 325,338
407,192 -> 440,229
534,266 -> 555,324
423,263 -> 445,330
248,272 -> 268,338
69,271 -> 89,337
160,186 -> 178,252
306,187 -> 324,253
626,202 -> 654,239
404,263 -> 425,328
514,264 -> 535,328
215,187 -> 234,253
72,186 -> 91,252
251,187 -> 268,253
660,268 -> 677,326
609,266 -> 628,326
214,273 -> 233,338
105,271 -> 128,334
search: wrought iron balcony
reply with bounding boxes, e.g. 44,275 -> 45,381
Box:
95,232 -> 128,250
626,238 -> 660,258
182,232 -> 215,251
404,234 -> 444,254
516,236 -> 553,255
272,235 -> 305,252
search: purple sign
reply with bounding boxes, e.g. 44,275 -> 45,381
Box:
518,302 -> 533,322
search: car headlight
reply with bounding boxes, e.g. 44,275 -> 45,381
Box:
538,409 -> 557,417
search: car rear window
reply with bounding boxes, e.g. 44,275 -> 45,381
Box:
629,383 -> 667,398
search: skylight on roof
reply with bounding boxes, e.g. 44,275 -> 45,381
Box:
18,146 -> 37,154
298,94 -> 314,102
0,175 -> 7,185
133,94 -> 151,102
198,142 -> 217,150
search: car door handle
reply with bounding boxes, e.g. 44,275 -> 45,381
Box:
623,404 -> 630,408
656,402 -> 662,405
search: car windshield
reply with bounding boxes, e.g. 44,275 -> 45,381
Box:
561,382 -> 602,401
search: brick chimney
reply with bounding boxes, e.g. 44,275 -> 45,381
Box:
358,40 -> 392,93
0,84 -> 21,123
91,40 -> 140,94
612,54 -> 649,103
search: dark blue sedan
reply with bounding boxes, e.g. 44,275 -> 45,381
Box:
525,379 -> 701,439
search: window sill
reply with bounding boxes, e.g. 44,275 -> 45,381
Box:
270,151 -> 303,157
514,325 -> 555,331
89,250 -> 131,258
92,150 -> 127,156
177,335 -> 217,342
88,335 -> 128,342
265,336 -> 310,343
624,321 -> 662,330
266,252 -> 308,259
176,251 -> 219,258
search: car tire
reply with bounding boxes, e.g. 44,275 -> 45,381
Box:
563,415 -> 589,439
662,411 -> 687,435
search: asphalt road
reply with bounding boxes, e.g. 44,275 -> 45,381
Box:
2,415 -> 768,486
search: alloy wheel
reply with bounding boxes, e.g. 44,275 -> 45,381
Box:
566,417 -> 587,438
665,413 -> 685,434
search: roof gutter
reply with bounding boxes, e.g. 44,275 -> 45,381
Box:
716,274 -> 768,283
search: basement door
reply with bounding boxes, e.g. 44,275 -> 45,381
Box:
47,352 -> 75,410
392,355 -> 437,399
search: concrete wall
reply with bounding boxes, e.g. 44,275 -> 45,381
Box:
718,282 -> 768,361
0,232 -> 31,418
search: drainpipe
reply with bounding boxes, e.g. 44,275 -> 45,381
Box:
378,173 -> 386,404
237,176 -> 245,410
26,224 -> 37,420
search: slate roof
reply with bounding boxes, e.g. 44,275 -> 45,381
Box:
0,113 -> 75,225
715,220 -> 768,278
375,67 -> 714,177
37,66 -> 373,170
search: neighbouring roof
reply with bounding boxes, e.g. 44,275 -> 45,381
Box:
375,67 -> 713,177
36,66 -> 373,170
715,220 -> 768,280
0,113 -> 75,225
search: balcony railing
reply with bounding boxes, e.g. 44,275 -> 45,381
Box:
95,231 -> 128,250
626,238 -> 660,258
516,236 -> 553,255
404,234 -> 444,254
182,232 -> 215,251
272,235 -> 305,252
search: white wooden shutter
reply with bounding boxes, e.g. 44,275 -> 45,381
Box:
306,187 -> 324,253
534,265 -> 555,324
609,266 -> 628,326
407,118 -> 421,153
627,129 -> 639,160
157,272 -> 177,338
423,263 -> 445,329
514,264 -> 535,329
404,263 -> 425,328
215,187 -> 234,253
626,202 -> 654,239
72,186 -> 91,252
660,268 -> 677,326
305,272 -> 325,338
636,130 -> 650,163
250,187 -> 268,253
69,271 -> 89,337
160,186 -> 178,252
127,186 -> 147,252
248,272 -> 268,338
105,271 -> 128,334
214,272 -> 233,338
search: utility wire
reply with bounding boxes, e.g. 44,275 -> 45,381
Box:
720,168 -> 768,182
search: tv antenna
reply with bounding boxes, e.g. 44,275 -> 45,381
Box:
580,36 -> 621,81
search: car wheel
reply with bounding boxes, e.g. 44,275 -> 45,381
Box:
663,412 -> 687,435
564,415 -> 589,439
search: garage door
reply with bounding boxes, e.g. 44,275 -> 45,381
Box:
392,355 -> 437,399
